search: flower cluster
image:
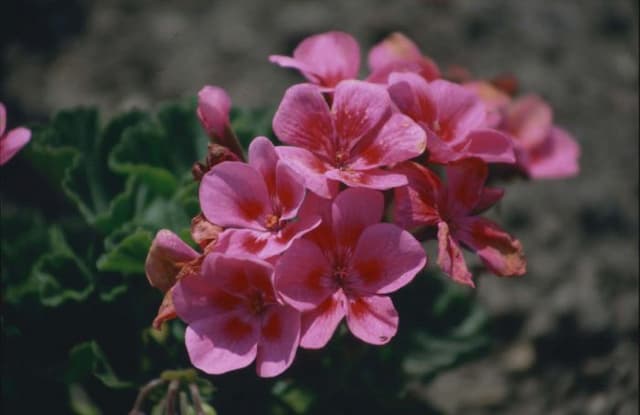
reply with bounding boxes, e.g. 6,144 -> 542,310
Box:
145,31 -> 580,377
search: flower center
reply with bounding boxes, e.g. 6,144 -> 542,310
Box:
264,214 -> 281,231
335,149 -> 349,169
248,290 -> 266,316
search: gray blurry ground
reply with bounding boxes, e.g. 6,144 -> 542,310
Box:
2,0 -> 638,413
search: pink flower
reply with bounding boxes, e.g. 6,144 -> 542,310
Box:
0,102 -> 31,165
501,95 -> 580,179
269,31 -> 360,89
387,73 -> 515,165
197,86 -> 244,160
272,80 -> 426,198
275,188 -> 426,348
173,253 -> 301,377
367,32 -> 440,84
199,136 -> 320,258
394,159 -> 526,287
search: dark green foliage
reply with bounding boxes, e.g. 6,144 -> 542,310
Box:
1,100 -> 489,414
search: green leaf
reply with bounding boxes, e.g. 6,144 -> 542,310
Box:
66,341 -> 131,389
96,228 -> 153,275
33,227 -> 94,307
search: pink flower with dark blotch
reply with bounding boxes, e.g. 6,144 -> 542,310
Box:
367,32 -> 440,84
145,230 -> 201,329
275,188 -> 427,348
273,80 -> 426,198
173,253 -> 301,377
0,102 -> 31,166
199,136 -> 321,258
394,159 -> 526,287
501,95 -> 580,179
269,31 -> 360,89
387,73 -> 515,165
197,86 -> 244,159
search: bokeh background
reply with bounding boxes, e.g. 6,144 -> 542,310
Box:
1,0 -> 638,413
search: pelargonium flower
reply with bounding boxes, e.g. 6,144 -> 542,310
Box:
387,73 -> 515,165
199,136 -> 320,258
0,102 -> 31,166
173,253 -> 301,377
273,80 -> 426,198
367,32 -> 440,84
197,85 -> 244,160
500,94 -> 580,179
394,159 -> 526,287
269,31 -> 360,89
275,188 -> 426,348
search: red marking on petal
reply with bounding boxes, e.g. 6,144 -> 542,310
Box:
223,316 -> 255,341
239,199 -> 265,221
354,258 -> 382,286
262,311 -> 283,341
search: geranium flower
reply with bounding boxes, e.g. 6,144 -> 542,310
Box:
387,73 -> 515,165
269,31 -> 360,89
394,159 -> 526,287
273,80 -> 426,198
0,102 -> 31,165
199,136 -> 320,258
501,95 -> 580,179
275,188 -> 426,348
173,253 -> 301,377
367,32 -> 440,83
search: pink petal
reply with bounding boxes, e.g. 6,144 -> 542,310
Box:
455,217 -> 527,277
275,238 -> 334,311
272,83 -> 335,158
324,168 -> 408,191
350,113 -> 426,170
300,291 -> 346,349
173,263 -> 244,323
152,287 -> 178,329
214,212 -> 321,259
437,221 -> 474,287
275,161 -> 305,220
197,86 -> 231,139
367,32 -> 440,82
185,312 -> 260,375
248,136 -> 279,194
464,81 -> 511,128
332,80 -> 391,153
387,72 -> 438,125
473,187 -> 505,214
0,127 -> 31,165
255,305 -> 301,377
201,253 -> 276,300
459,129 -> 516,164
350,223 -> 427,295
145,230 -> 199,292
199,161 -> 271,230
504,94 -> 552,149
424,130 -> 462,164
270,31 -> 360,87
444,158 -> 488,217
525,127 -> 580,179
428,80 -> 486,142
269,55 -> 319,83
331,188 -> 384,250
392,162 -> 442,229
275,146 -> 338,198
346,295 -> 399,345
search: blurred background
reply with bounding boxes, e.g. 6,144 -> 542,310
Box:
1,0 -> 638,413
